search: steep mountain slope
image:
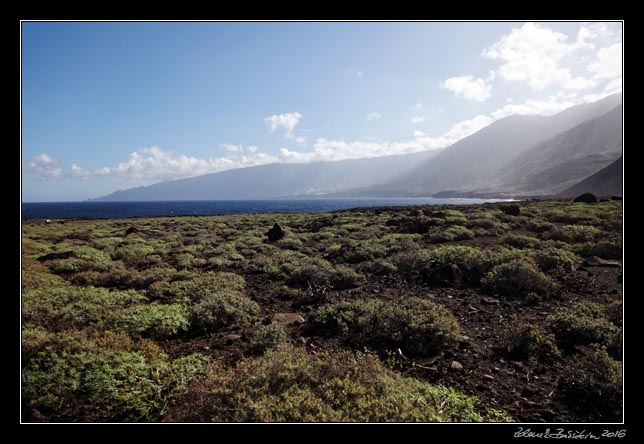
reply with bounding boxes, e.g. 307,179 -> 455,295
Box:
363,93 -> 622,196
558,156 -> 623,197
96,149 -> 442,201
499,105 -> 622,194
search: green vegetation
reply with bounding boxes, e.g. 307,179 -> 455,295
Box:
22,199 -> 622,422
312,297 -> 461,356
549,301 -> 621,357
558,345 -> 622,417
252,322 -> 290,354
22,331 -> 207,421
191,292 -> 260,333
168,348 -> 509,422
481,258 -> 557,299
502,323 -> 559,360
285,258 -> 365,290
114,304 -> 190,339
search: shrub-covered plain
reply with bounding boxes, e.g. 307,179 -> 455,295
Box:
22,199 -> 622,422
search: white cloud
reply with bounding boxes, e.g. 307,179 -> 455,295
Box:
483,22 -> 597,90
604,76 -> 622,93
576,26 -> 596,49
411,116 -> 425,123
295,136 -> 307,146
442,75 -> 492,101
263,112 -> 302,138
222,144 -> 243,154
411,103 -> 423,110
365,112 -> 382,123
277,114 -> 494,164
37,146 -> 279,184
413,130 -> 427,137
25,153 -> 63,180
588,43 -> 622,80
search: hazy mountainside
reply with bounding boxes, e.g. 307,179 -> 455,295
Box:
97,93 -> 622,201
498,105 -> 622,194
559,156 -> 623,197
359,93 -> 622,197
96,149 -> 442,201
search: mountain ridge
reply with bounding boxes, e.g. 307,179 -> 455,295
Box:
96,93 -> 623,202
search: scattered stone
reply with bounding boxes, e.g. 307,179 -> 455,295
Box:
511,361 -> 525,370
582,256 -> 621,267
266,223 -> 286,241
124,226 -> 138,236
500,204 -> 521,216
272,312 -> 306,326
481,296 -> 500,305
224,334 -> 242,345
482,374 -> 495,381
492,367 -> 500,373
45,219 -> 52,224
573,192 -> 598,203
450,361 -> 464,370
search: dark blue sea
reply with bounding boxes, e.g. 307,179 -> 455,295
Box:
21,198 -> 510,220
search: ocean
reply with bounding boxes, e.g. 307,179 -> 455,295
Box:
21,198 -> 511,219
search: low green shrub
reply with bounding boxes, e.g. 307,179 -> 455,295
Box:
114,304 -> 190,339
190,292 -> 259,332
276,237 -> 304,251
285,259 -> 365,290
22,338 -> 207,421
549,302 -> 621,356
502,235 -> 540,249
253,322 -> 290,354
575,241 -> 622,260
167,348 -> 509,422
147,271 -> 245,304
558,345 -> 622,419
502,324 -> 559,360
524,220 -> 555,233
379,233 -> 422,255
342,242 -> 387,264
482,258 -> 557,299
426,226 -> 474,243
365,258 -> 398,276
312,297 -> 460,356
549,225 -> 601,243
23,286 -> 147,331
533,247 -> 579,272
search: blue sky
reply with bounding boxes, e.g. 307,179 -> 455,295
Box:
22,21 -> 622,201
